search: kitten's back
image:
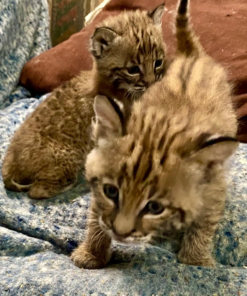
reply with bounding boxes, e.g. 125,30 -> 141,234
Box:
139,0 -> 237,138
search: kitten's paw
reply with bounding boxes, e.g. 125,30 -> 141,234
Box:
178,251 -> 215,267
71,247 -> 107,269
28,183 -> 58,199
28,185 -> 52,199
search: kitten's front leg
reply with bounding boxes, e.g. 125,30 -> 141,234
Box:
178,185 -> 226,267
71,204 -> 112,269
178,220 -> 218,267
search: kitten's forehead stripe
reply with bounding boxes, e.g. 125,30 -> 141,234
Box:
136,55 -> 141,65
128,113 -> 170,184
129,141 -> 135,153
157,130 -> 167,151
118,175 -> 124,187
121,162 -> 127,175
159,126 -> 188,166
132,149 -> 143,179
122,107 -> 191,188
141,154 -> 153,182
178,209 -> 186,223
143,125 -> 152,150
148,184 -> 156,199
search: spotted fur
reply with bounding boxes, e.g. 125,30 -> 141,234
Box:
92,5 -> 167,112
71,0 -> 238,269
2,6 -> 166,199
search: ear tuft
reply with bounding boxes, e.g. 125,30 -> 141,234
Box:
93,95 -> 123,145
148,4 -> 165,26
192,135 -> 239,164
90,27 -> 118,58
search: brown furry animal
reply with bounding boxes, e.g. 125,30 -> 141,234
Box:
2,6 -> 166,199
71,0 -> 238,269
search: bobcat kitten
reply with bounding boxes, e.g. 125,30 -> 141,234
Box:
71,0 -> 238,268
2,5 -> 166,199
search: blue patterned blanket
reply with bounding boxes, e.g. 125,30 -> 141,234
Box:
0,0 -> 50,109
0,0 -> 247,295
1,97 -> 247,295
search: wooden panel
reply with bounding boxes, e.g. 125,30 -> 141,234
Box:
49,0 -> 105,46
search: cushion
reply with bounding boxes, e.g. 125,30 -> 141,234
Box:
19,0 -> 247,142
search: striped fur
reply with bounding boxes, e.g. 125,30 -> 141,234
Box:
71,0 -> 238,269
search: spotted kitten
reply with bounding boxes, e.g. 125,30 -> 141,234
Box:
71,0 -> 238,268
2,5 -> 166,199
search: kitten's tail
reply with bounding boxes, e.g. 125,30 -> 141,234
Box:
3,176 -> 33,192
175,0 -> 203,56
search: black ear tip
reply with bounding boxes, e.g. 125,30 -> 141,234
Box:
199,136 -> 238,150
157,3 -> 166,10
91,27 -> 101,38
154,3 -> 165,8
150,3 -> 165,12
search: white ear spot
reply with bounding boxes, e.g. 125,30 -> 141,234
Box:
94,95 -> 122,131
193,135 -> 239,164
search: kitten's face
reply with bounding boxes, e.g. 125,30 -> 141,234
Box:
90,6 -> 166,102
86,97 -> 238,244
87,146 -> 202,244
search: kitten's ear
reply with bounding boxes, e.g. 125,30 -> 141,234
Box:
90,27 -> 118,58
93,95 -> 123,144
148,4 -> 165,26
191,135 -> 238,164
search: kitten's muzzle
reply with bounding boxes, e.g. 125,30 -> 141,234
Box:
112,224 -> 135,239
99,216 -> 141,243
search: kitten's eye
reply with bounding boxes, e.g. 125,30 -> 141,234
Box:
147,201 -> 164,215
154,59 -> 163,69
127,65 -> 140,75
103,184 -> 119,202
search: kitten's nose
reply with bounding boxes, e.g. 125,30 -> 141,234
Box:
143,73 -> 156,88
112,213 -> 135,238
112,227 -> 136,242
112,226 -> 134,239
